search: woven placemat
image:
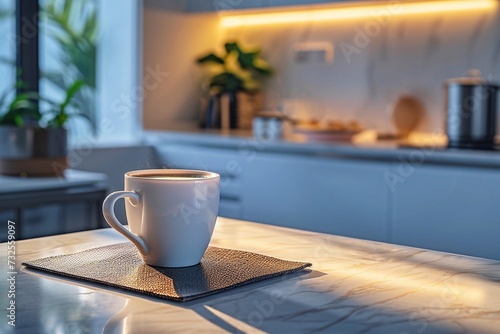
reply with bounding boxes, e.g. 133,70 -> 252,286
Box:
22,243 -> 311,302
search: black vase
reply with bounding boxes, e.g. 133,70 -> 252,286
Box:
228,92 -> 238,129
200,92 -> 239,129
200,94 -> 221,129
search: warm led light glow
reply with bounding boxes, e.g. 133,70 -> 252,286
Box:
220,0 -> 497,27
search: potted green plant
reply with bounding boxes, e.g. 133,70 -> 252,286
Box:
42,0 -> 98,134
196,41 -> 273,129
0,80 -> 85,176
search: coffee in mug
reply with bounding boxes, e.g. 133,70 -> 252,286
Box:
102,169 -> 220,267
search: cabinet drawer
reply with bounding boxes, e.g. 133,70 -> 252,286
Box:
391,165 -> 500,260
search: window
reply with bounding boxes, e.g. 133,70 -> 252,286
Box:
0,0 -> 15,99
3,0 -> 142,146
40,0 -> 98,142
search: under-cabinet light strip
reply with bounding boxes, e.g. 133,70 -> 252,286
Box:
220,0 -> 497,27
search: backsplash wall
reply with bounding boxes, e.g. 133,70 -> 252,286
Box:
221,2 -> 500,133
143,1 -> 500,134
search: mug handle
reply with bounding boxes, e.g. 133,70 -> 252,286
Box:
102,191 -> 149,255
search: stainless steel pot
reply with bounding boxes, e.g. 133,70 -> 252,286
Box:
252,111 -> 290,141
444,71 -> 499,149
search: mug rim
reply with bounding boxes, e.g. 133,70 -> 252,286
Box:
125,169 -> 220,180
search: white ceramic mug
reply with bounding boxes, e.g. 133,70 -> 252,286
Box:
102,169 -> 220,267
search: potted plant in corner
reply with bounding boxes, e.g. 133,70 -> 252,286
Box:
0,80 -> 85,177
196,41 -> 273,129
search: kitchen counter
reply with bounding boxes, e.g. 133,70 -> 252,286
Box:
0,170 -> 108,240
144,129 -> 500,169
0,169 -> 107,194
2,217 -> 500,333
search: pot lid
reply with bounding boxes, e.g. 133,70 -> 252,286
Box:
445,69 -> 500,87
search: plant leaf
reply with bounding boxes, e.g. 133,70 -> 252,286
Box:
83,10 -> 97,40
210,72 -> 243,93
14,114 -> 24,127
237,52 -> 256,69
0,56 -> 15,66
62,0 -> 72,26
197,53 -> 225,65
71,111 -> 92,124
224,42 -> 241,54
61,79 -> 85,110
42,70 -> 67,90
0,9 -> 13,20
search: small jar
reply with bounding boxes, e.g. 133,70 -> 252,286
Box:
252,112 -> 288,140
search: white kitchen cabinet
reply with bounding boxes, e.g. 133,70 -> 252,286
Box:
154,143 -> 390,242
147,131 -> 500,260
391,164 -> 500,260
242,152 -> 389,241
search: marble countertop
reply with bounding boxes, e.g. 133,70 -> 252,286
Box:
2,217 -> 500,333
144,129 -> 500,168
0,169 -> 108,194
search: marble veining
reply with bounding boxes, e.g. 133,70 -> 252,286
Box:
1,217 -> 500,333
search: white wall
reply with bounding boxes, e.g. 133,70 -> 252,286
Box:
223,2 -> 500,134
142,1 -> 222,130
143,1 -> 500,135
97,0 -> 142,144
